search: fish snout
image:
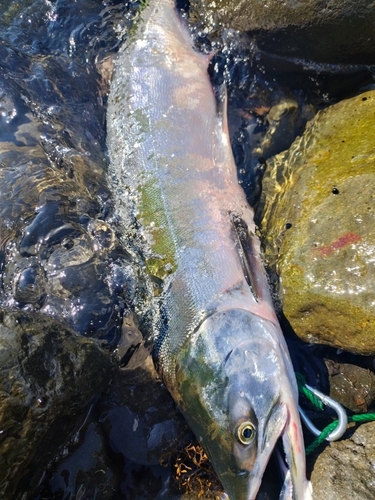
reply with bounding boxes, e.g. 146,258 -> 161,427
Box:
174,309 -> 311,500
224,334 -> 311,500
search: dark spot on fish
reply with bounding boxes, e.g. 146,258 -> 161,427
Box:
285,223 -> 292,230
223,349 -> 233,365
332,187 -> 339,194
362,97 -> 367,101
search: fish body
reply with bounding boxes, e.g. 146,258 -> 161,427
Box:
107,1 -> 312,498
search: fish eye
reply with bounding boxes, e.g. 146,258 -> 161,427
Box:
236,421 -> 256,445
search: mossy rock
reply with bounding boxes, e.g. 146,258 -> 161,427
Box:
258,90 -> 375,354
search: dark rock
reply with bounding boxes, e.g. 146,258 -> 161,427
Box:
0,309 -> 113,499
190,0 -> 375,65
326,360 -> 375,413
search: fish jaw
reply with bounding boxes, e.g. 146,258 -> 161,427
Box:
173,308 -> 312,500
280,419 -> 314,500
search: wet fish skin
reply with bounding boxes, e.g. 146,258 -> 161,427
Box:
107,0 -> 312,498
175,309 -> 312,500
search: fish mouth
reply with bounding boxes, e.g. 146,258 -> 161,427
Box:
175,309 -> 312,500
227,416 -> 312,500
279,418 -> 313,500
269,388 -> 313,499
244,409 -> 289,500
272,403 -> 313,500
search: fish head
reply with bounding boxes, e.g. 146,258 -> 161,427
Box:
174,308 -> 312,500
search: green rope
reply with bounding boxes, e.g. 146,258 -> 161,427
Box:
349,413 -> 375,423
305,412 -> 375,456
305,421 -> 338,455
295,373 -> 324,410
296,373 -> 375,456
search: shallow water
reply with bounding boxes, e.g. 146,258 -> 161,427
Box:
0,0 -> 135,346
0,0 -> 375,499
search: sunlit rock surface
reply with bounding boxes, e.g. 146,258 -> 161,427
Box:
0,309 -> 113,499
257,90 -> 375,354
189,0 -> 375,65
310,421 -> 375,500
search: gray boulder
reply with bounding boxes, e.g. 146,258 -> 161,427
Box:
310,421 -> 375,500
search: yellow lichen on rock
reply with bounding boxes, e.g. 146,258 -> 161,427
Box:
258,90 -> 375,354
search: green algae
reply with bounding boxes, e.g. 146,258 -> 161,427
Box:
126,0 -> 151,44
0,0 -> 36,27
132,108 -> 150,135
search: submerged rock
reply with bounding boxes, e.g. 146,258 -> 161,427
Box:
0,309 -> 113,499
189,0 -> 375,65
310,421 -> 375,500
257,89 -> 375,354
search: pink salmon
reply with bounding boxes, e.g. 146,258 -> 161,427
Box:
107,1 -> 313,498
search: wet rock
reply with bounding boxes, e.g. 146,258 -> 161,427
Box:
251,98 -> 316,164
99,364 -> 193,500
229,76 -> 317,206
34,418 -> 119,500
310,421 -> 375,500
0,309 -> 113,500
257,89 -> 375,354
98,360 -> 188,468
35,344 -> 206,499
189,0 -> 375,65
326,360 -> 375,413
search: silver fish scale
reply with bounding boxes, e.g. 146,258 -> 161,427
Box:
107,0 -> 255,380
